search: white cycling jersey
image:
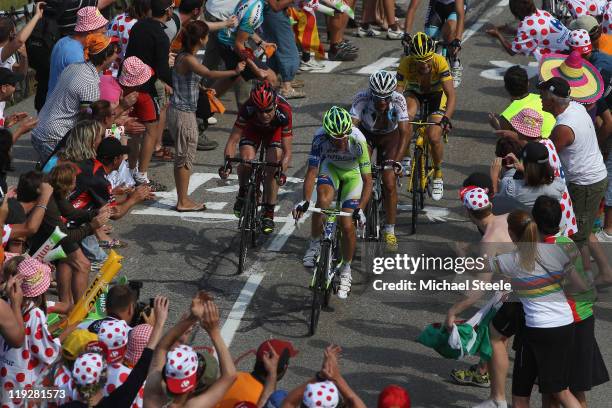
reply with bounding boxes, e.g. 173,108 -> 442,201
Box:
349,89 -> 410,134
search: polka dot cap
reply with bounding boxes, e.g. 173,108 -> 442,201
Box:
72,353 -> 105,386
462,187 -> 490,211
164,345 -> 198,394
302,381 -> 340,408
569,29 -> 593,54
603,2 -> 612,33
98,320 -> 129,364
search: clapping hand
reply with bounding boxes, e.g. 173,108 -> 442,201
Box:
261,341 -> 280,376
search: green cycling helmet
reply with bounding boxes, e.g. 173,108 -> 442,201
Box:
323,106 -> 352,138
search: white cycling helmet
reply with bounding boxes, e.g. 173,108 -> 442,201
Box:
369,70 -> 397,98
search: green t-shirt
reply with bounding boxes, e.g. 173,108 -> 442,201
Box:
501,93 -> 556,139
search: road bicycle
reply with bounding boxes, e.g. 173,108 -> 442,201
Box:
307,204 -> 352,336
406,104 -> 447,235
363,159 -> 401,256
221,149 -> 284,274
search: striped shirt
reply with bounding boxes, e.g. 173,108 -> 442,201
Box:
491,243 -> 575,328
31,62 -> 100,161
170,53 -> 203,112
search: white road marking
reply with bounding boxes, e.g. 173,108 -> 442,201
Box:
480,60 -> 539,81
397,204 -> 462,222
207,185 -> 239,194
308,60 -> 343,74
463,0 -> 509,42
220,210 -> 311,345
133,206 -> 295,222
356,57 -> 400,75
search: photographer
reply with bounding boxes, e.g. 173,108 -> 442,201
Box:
80,284 -> 137,333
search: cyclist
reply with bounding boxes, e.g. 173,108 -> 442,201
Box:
404,0 -> 466,87
350,70 -> 410,252
396,32 -> 456,201
293,106 -> 373,300
220,81 -> 292,235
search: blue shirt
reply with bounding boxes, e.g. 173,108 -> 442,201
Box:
218,0 -> 264,47
590,50 -> 612,83
47,36 -> 85,98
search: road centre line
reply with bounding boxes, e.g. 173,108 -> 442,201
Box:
220,211 -> 312,345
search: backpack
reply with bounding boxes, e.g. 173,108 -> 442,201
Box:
26,0 -> 67,73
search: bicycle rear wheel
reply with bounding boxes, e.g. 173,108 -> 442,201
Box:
411,148 -> 422,235
238,184 -> 254,274
310,241 -> 331,336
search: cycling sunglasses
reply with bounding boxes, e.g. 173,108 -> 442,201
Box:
257,105 -> 276,114
372,94 -> 392,102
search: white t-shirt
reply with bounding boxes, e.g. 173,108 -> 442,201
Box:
555,102 -> 607,185
0,45 -> 16,127
206,0 -> 241,20
512,10 -> 570,61
492,244 -> 575,328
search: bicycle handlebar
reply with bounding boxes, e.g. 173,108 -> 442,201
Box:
407,121 -> 441,126
225,157 -> 282,168
308,207 -> 354,217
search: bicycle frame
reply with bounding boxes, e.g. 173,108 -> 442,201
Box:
225,146 -> 281,273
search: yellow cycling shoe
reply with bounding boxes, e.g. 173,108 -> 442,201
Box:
383,232 -> 398,252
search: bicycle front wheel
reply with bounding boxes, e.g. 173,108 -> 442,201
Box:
310,241 -> 331,336
238,184 -> 254,274
365,198 -> 379,241
411,148 -> 423,235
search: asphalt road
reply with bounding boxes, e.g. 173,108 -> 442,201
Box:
6,0 -> 612,406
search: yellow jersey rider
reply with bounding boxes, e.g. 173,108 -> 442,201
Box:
396,32 -> 456,201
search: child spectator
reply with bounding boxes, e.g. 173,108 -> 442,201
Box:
0,258 -> 61,407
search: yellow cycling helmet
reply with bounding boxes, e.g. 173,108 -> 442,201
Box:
409,32 -> 435,61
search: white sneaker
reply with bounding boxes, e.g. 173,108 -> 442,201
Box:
337,264 -> 352,299
207,116 -> 218,125
299,59 -> 325,72
356,26 -> 381,37
472,400 -> 508,408
303,239 -> 321,267
386,28 -> 404,40
451,60 -> 463,88
432,178 -> 444,201
595,229 -> 612,242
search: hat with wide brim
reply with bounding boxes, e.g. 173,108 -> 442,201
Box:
118,56 -> 153,87
539,50 -> 604,104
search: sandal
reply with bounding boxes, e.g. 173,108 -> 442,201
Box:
280,88 -> 306,99
175,203 -> 207,212
99,239 -> 128,249
153,146 -> 174,161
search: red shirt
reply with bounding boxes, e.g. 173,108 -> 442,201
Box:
70,159 -> 115,210
234,96 -> 293,142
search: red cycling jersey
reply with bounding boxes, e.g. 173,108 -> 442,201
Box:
234,95 -> 293,148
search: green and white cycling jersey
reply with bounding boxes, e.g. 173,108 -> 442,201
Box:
308,127 -> 371,208
308,127 -> 371,172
